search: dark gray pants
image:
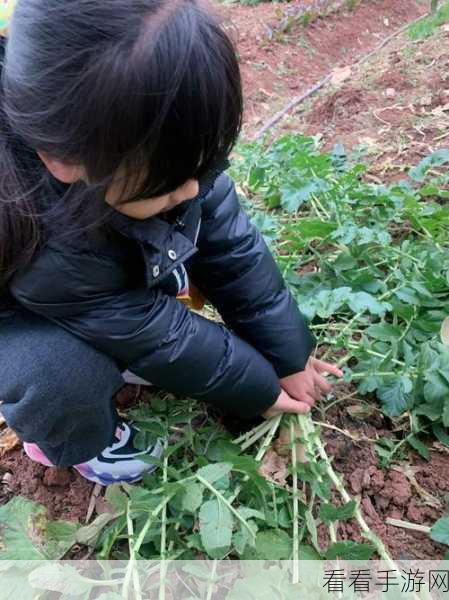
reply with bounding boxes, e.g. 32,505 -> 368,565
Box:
0,309 -> 125,467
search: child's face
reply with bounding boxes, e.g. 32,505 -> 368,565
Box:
37,150 -> 200,220
104,176 -> 200,220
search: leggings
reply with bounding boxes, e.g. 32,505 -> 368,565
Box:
0,309 -> 127,467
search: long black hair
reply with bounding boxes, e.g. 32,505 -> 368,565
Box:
0,0 -> 243,286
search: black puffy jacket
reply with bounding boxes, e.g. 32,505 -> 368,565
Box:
9,164 -> 315,417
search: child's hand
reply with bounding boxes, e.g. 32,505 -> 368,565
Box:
262,389 -> 310,418
279,358 -> 343,410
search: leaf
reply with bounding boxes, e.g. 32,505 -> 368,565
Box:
409,149 -> 449,182
196,462 -> 232,484
299,544 -> 322,560
75,513 -> 116,546
408,435 -> 430,461
395,287 -> 421,305
423,371 -> 449,404
443,401 -> 449,428
366,323 -> 402,342
415,403 -> 441,421
0,497 -> 79,560
28,564 -> 93,596
433,424 -> 449,446
347,292 -> 391,317
198,499 -> 233,558
237,507 -> 265,521
0,428 -> 20,457
294,219 -> 337,241
253,529 -> 292,559
319,500 -> 357,523
326,541 -> 376,560
430,517 -> 449,545
280,181 -> 321,212
233,519 -> 258,555
180,482 -> 204,514
258,448 -> 289,486
313,287 -> 351,318
377,376 -> 413,417
305,509 -> 319,553
104,484 -> 128,514
0,568 -> 36,600
205,438 -> 241,462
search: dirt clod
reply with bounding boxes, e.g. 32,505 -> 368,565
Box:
43,467 -> 72,488
1,449 -> 93,521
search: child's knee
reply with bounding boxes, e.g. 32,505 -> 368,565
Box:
0,311 -> 123,434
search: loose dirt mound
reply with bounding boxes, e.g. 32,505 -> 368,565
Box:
308,88 -> 368,125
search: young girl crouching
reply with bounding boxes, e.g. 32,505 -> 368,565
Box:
0,0 -> 342,486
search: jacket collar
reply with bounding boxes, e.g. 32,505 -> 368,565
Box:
107,199 -> 201,288
107,197 -> 200,250
103,157 -> 229,288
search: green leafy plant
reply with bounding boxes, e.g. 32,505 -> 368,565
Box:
409,0 -> 449,39
232,134 -> 449,451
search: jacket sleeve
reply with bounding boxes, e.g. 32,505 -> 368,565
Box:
9,244 -> 280,418
189,173 -> 316,378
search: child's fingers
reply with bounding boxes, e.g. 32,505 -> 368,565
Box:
313,373 -> 332,394
300,392 -> 317,407
278,396 -> 311,414
311,358 -> 344,378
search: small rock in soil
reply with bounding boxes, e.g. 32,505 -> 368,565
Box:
1,472 -> 12,486
349,467 -> 369,494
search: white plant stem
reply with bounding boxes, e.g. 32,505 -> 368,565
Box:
234,419 -> 273,446
240,418 -> 278,452
159,439 -> 169,600
122,502 -> 142,600
386,518 -> 431,534
297,414 -> 397,569
290,420 -> 300,584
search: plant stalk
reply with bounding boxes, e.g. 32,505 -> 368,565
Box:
297,414 -> 397,569
386,518 -> 431,533
290,420 -> 300,584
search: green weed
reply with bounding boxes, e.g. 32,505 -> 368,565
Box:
408,0 -> 449,40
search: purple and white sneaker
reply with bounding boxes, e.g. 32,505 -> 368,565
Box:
23,422 -> 163,486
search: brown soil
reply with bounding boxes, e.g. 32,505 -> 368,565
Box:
317,406 -> 449,559
218,0 -> 429,136
1,449 -> 93,522
273,5 -> 449,180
